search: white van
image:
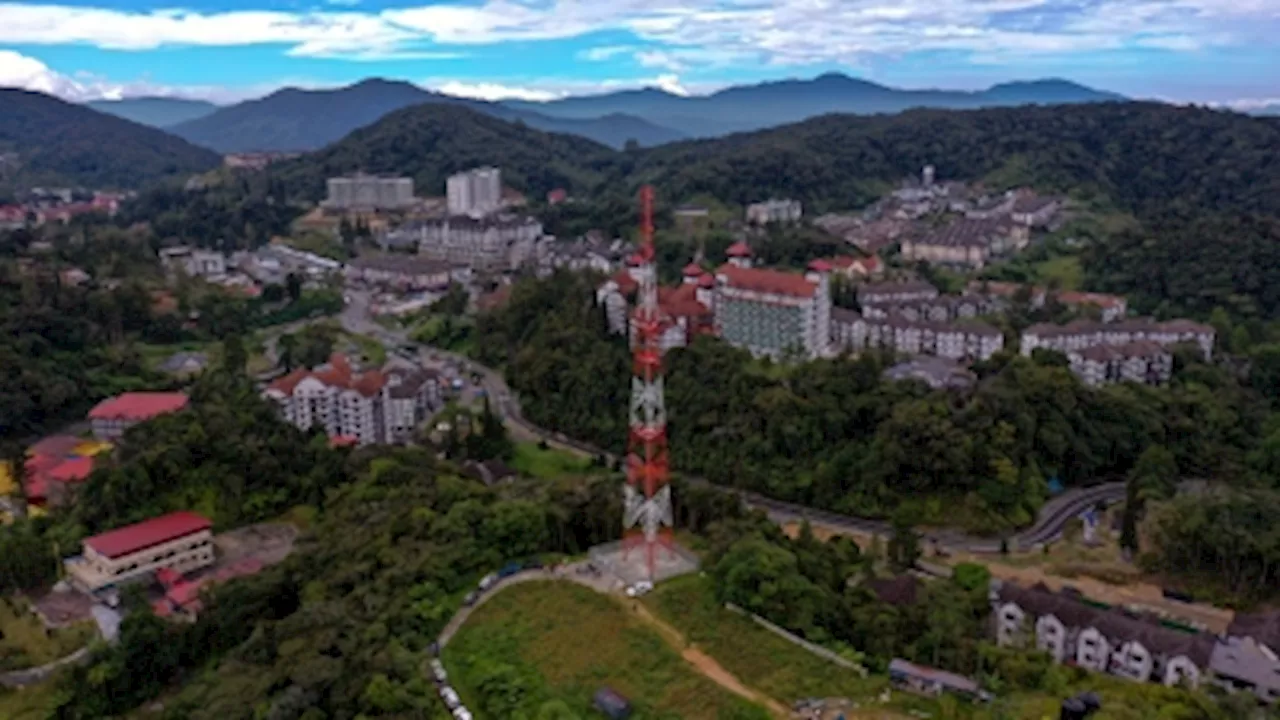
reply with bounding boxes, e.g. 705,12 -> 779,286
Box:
440,686 -> 460,710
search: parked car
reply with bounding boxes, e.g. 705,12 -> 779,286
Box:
478,574 -> 497,591
452,707 -> 473,720
440,687 -> 460,710
625,580 -> 654,598
430,659 -> 447,684
463,591 -> 479,607
498,562 -> 522,578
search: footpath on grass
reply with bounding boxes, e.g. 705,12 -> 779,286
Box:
435,566 -> 788,719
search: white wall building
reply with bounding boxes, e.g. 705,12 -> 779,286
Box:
324,174 -> 414,211
447,167 -> 502,217
160,246 -> 227,279
746,199 -> 802,225
344,254 -> 471,291
832,309 -> 1004,361
263,355 -> 439,446
388,214 -> 542,273
1021,318 -> 1215,361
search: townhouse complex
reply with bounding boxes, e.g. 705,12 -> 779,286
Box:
993,580 -> 1280,703
263,355 -> 441,445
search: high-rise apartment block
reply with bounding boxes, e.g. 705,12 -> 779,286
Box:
324,174 -> 414,211
447,167 -> 502,217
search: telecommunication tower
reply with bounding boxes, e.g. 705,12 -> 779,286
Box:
622,185 -> 674,581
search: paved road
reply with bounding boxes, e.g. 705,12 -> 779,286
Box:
338,298 -> 1126,554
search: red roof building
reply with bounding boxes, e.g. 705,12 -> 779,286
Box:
89,392 -> 188,438
47,457 -> 94,483
726,241 -> 753,258
715,263 -> 818,299
84,511 -> 213,560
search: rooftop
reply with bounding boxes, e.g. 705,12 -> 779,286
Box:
84,511 -> 212,560
267,354 -> 387,397
88,392 -> 189,422
725,241 -> 752,257
715,263 -> 817,299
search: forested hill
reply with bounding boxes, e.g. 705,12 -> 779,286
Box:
0,90 -> 222,193
269,103 -> 620,202
633,101 -> 1280,219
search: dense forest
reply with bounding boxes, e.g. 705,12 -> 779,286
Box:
473,273 -> 1276,531
0,89 -> 219,193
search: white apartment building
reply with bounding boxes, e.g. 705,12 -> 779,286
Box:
390,214 -> 542,272
992,581 -> 1213,689
713,246 -> 830,359
447,167 -> 502,217
857,280 -> 940,307
746,199 -> 802,225
1068,341 -> 1173,386
1021,318 -> 1215,361
324,174 -> 414,211
160,246 -> 227,279
65,511 -> 214,593
263,355 -> 440,446
901,218 -> 1028,270
832,308 -> 1004,361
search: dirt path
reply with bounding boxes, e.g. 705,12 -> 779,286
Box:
624,600 -> 791,719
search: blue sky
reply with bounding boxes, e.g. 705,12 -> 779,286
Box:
0,0 -> 1277,107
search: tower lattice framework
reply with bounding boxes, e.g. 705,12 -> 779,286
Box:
622,185 -> 674,581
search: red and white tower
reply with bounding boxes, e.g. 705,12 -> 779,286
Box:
623,185 -> 674,581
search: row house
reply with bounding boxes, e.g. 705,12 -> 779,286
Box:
966,281 -> 1127,322
344,254 -> 471,291
1010,194 -> 1062,228
861,294 -> 994,324
832,308 -> 1004,361
901,218 -> 1028,270
857,280 -> 939,307
536,235 -> 633,278
1068,341 -> 1173,386
992,581 -> 1213,688
745,199 -> 802,225
263,354 -> 440,446
1021,318 -> 1215,361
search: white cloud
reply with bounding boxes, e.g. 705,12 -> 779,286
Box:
1217,97 -> 1280,111
0,49 -> 87,99
429,80 -> 565,102
0,0 -> 1273,70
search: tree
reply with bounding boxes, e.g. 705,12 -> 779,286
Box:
887,507 -> 922,572
221,334 -> 248,375
285,272 -> 303,303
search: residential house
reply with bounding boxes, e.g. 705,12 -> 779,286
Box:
992,581 -> 1214,688
827,255 -> 884,279
1010,193 -> 1062,227
89,392 -> 190,441
1021,319 -> 1215,361
745,199 -> 802,225
861,294 -> 993,324
1057,291 -> 1128,323
386,214 -> 543,272
160,352 -> 209,377
833,309 -> 1004,361
857,280 -> 939,307
965,193 -> 1018,220
344,254 -> 471,291
884,356 -> 978,390
263,355 -> 439,445
160,246 -> 227,279
1068,341 -> 1173,386
64,511 -> 215,593
888,659 -> 990,702
901,218 -> 1028,269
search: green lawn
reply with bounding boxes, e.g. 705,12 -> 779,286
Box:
644,575 -> 886,705
1034,255 -> 1083,291
345,333 -> 387,366
0,679 -> 63,720
510,442 -> 592,479
443,580 -> 769,720
0,598 -> 95,672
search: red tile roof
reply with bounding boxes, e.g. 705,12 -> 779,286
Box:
829,255 -> 882,274
807,259 -> 833,273
88,392 -> 189,422
47,457 -> 94,483
698,273 -> 715,288
84,511 -> 212,560
682,262 -> 705,276
659,284 -> 712,319
28,435 -> 82,458
1057,290 -> 1125,309
609,270 -> 639,295
726,241 -> 752,257
329,435 -> 358,448
266,354 -> 385,398
715,263 -> 818,299
626,253 -> 644,267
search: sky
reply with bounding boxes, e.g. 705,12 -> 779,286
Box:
0,0 -> 1277,107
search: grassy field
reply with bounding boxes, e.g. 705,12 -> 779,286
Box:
443,580 -> 769,720
509,442 -> 592,479
645,576 -> 886,705
1034,255 -> 1083,290
0,679 -> 62,719
0,598 -> 95,672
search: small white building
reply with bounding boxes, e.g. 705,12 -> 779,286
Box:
746,199 -> 802,225
65,511 -> 215,593
160,246 -> 227,279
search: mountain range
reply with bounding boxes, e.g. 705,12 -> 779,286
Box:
74,74 -> 1125,157
0,89 -> 220,194
165,79 -> 685,153
506,75 -> 1127,137
87,97 -> 220,128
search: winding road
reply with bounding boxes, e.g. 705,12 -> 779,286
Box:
338,293 -> 1126,554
